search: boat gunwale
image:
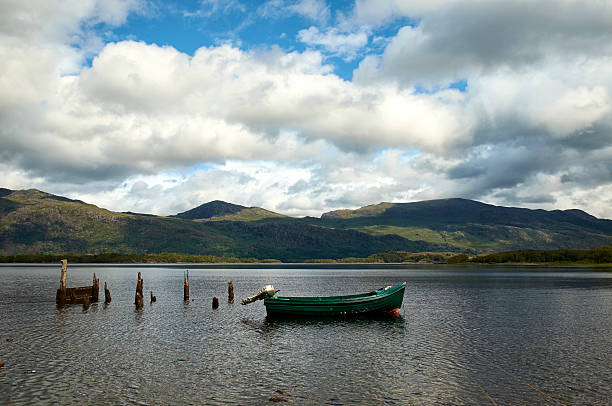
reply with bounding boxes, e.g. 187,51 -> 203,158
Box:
265,283 -> 406,305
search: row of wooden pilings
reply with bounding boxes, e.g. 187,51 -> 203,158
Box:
57,261 -> 236,311
133,270 -> 235,309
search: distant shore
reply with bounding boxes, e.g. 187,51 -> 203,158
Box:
1,246 -> 611,267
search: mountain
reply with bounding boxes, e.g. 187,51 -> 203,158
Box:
0,189 -> 449,261
1,189 -> 610,260
321,198 -> 611,230
173,200 -> 286,221
318,198 -> 612,252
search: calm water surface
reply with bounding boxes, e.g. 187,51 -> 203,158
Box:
0,264 -> 611,405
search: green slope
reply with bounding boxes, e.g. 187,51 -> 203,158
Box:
0,189 -> 449,261
317,198 -> 612,252
2,189 -> 611,259
200,220 -> 455,262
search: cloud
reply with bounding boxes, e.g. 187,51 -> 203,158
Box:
259,0 -> 330,24
35,40 -> 469,163
0,0 -> 137,42
183,0 -> 246,18
354,0 -> 612,87
353,0 -> 455,24
297,26 -> 369,61
289,0 -> 330,24
1,0 -> 611,220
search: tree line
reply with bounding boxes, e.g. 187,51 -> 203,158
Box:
1,246 -> 610,264
453,246 -> 612,264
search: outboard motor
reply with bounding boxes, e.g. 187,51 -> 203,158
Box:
241,285 -> 276,305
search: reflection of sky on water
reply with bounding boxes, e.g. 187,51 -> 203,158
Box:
0,265 -> 610,405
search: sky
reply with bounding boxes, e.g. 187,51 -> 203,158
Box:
1,0 -> 611,218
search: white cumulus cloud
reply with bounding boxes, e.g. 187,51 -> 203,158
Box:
1,0 -> 611,219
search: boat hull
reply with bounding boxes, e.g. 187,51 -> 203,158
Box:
264,283 -> 406,317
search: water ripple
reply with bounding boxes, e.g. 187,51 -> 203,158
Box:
0,265 -> 611,405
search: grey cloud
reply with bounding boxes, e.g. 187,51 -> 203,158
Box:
447,164 -> 486,180
287,179 -> 310,194
519,195 -> 557,205
470,117 -> 546,147
558,124 -> 612,152
355,1 -> 612,86
561,163 -> 612,187
435,127 -> 612,215
440,141 -> 563,199
492,190 -> 556,206
448,111 -> 611,194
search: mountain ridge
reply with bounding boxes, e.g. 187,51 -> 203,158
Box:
321,198 -> 610,231
1,188 -> 610,259
0,188 -> 451,260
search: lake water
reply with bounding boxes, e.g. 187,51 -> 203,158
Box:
0,264 -> 611,405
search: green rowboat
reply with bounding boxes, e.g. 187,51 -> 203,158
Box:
263,282 -> 406,317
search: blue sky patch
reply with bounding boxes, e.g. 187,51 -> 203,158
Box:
89,0 -> 420,82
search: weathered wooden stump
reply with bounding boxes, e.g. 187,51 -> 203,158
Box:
212,296 -> 219,309
104,282 -> 111,304
150,290 -> 156,303
228,280 -> 234,303
135,291 -> 144,309
135,272 -> 142,303
184,270 -> 190,301
56,259 -> 68,305
82,295 -> 90,310
92,273 -> 99,302
135,272 -> 144,309
55,260 -> 98,305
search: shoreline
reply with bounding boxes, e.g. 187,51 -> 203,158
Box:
1,261 -> 611,268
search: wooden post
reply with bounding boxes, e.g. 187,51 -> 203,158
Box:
135,272 -> 143,303
184,270 -> 190,301
82,294 -> 90,310
91,273 -> 99,302
135,272 -> 144,309
150,290 -> 156,303
212,296 -> 219,309
60,259 -> 67,290
104,282 -> 112,304
135,291 -> 143,309
56,259 -> 67,305
228,280 -> 234,303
